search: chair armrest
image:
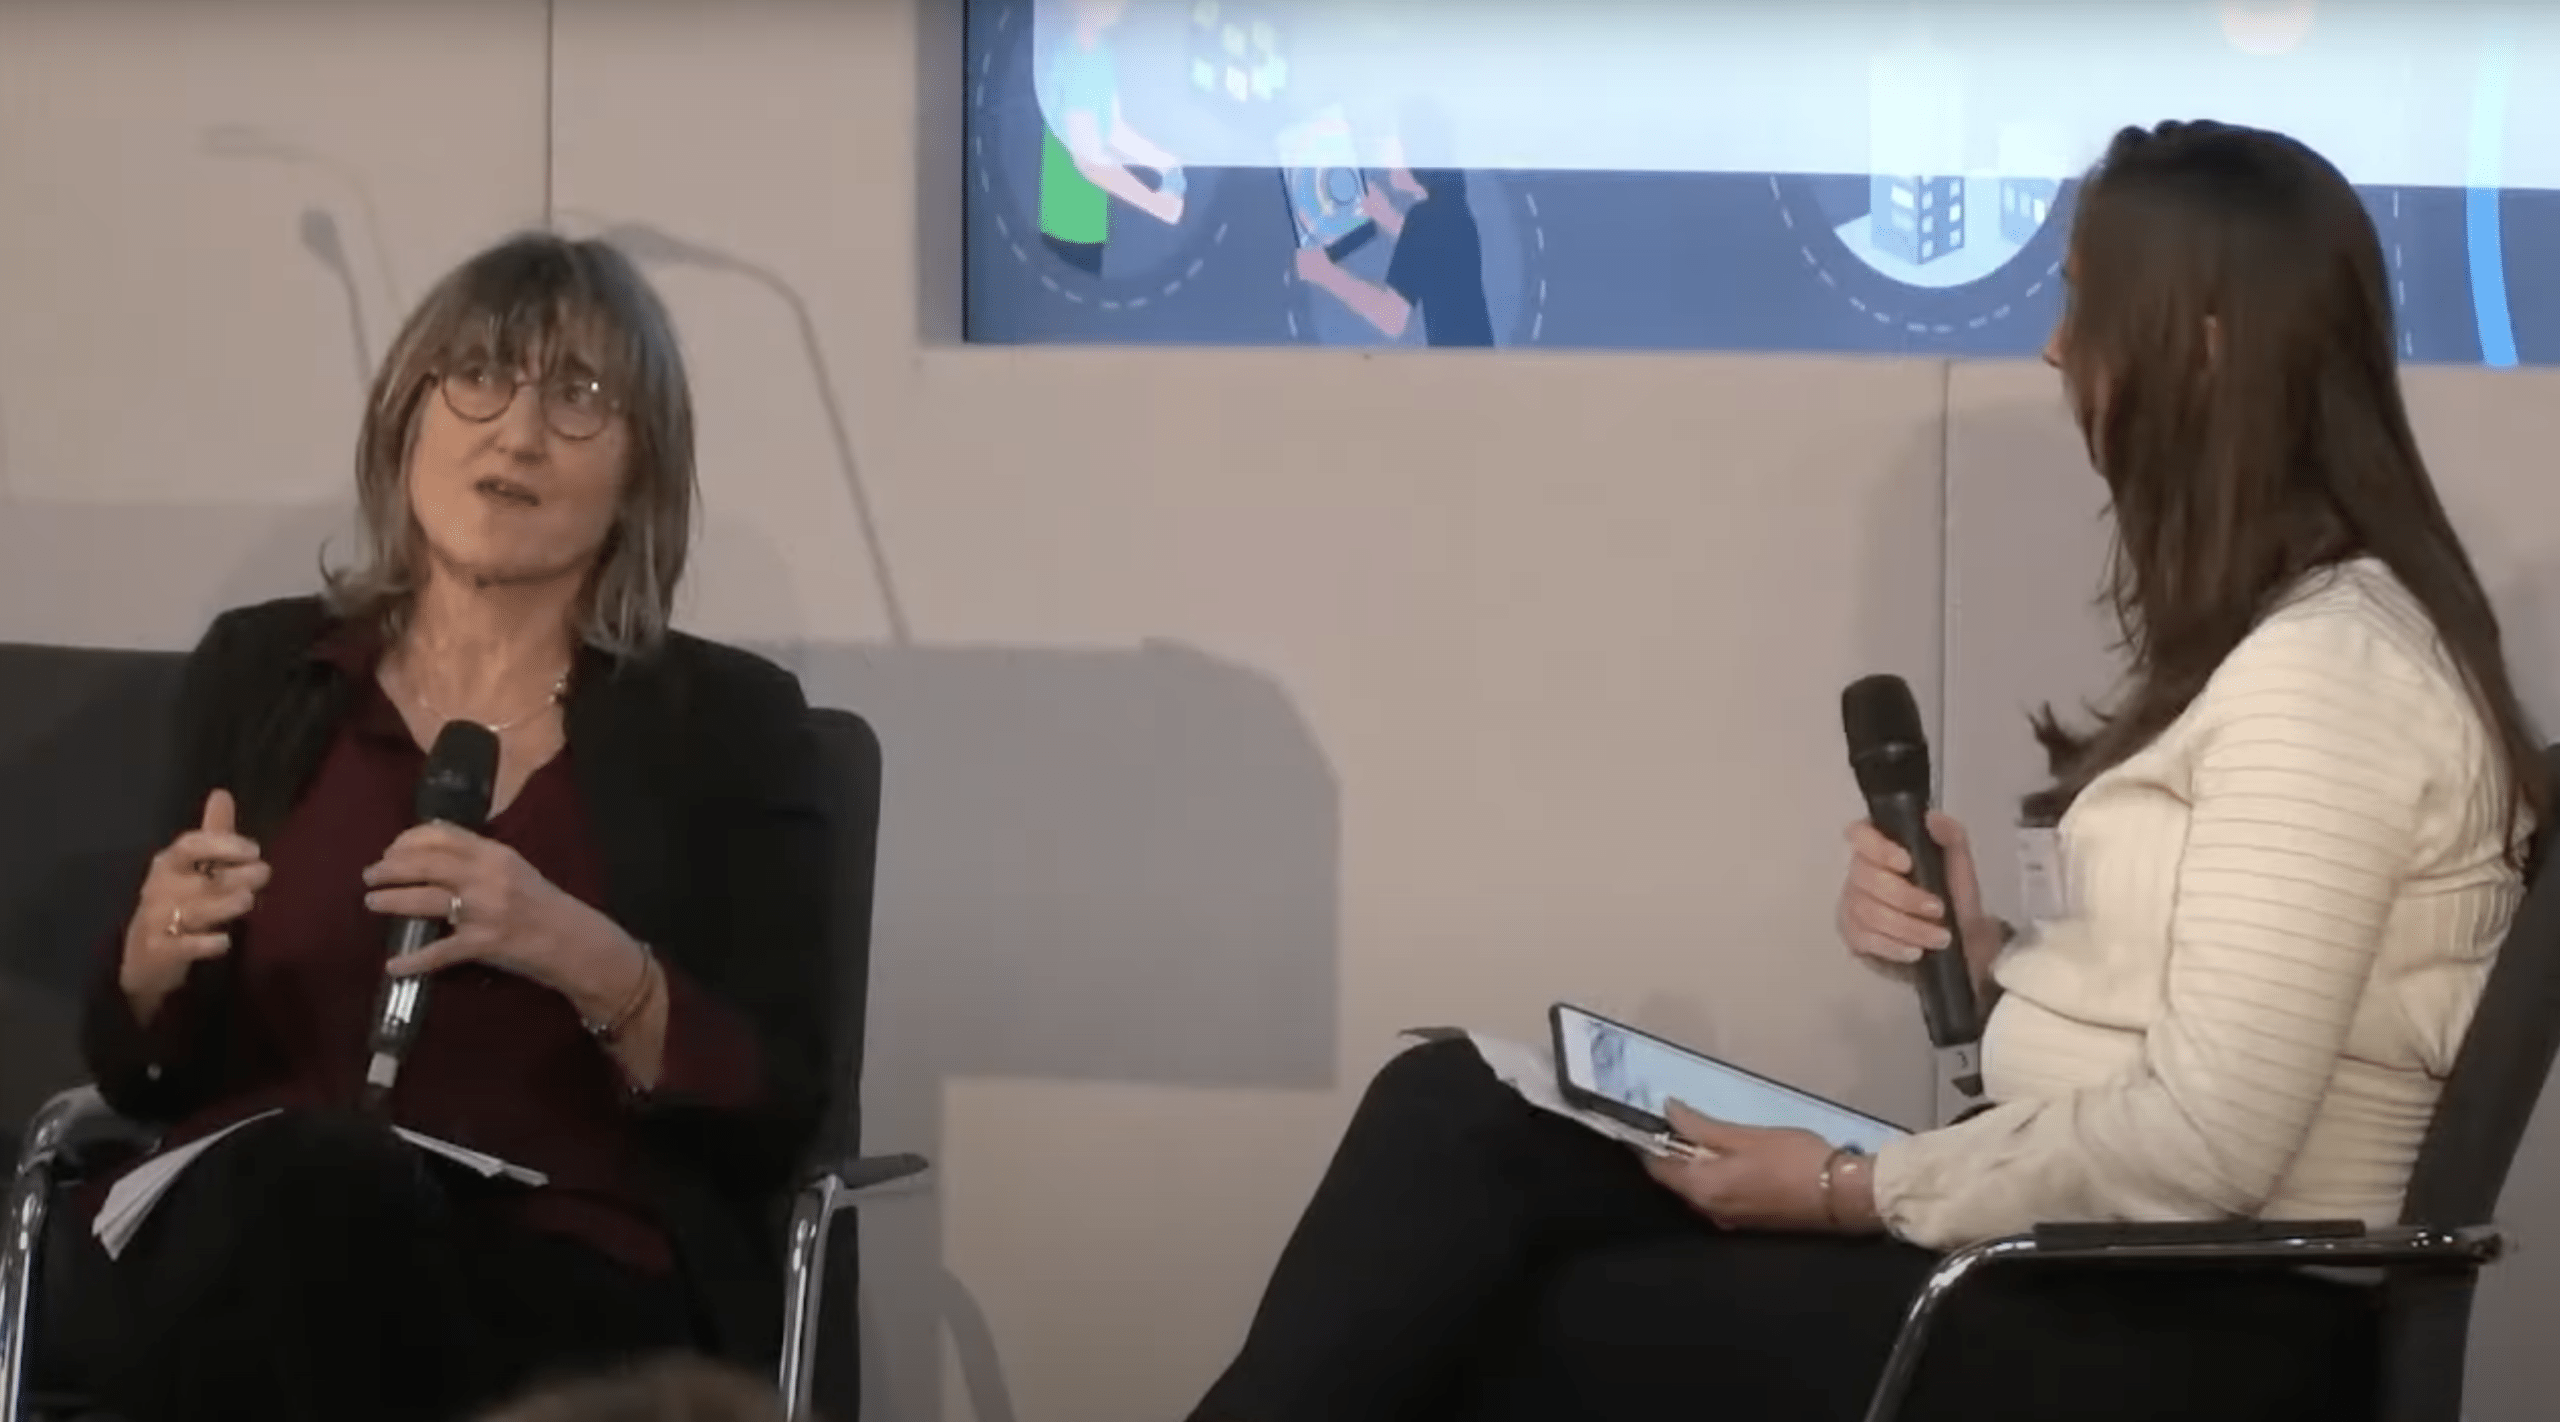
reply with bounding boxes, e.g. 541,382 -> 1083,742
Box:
2020,1219 -> 2502,1269
7,1087 -> 156,1422
11,1087 -> 158,1181
802,1151 -> 931,1197
776,1152 -> 931,1419
1860,1222 -> 2502,1422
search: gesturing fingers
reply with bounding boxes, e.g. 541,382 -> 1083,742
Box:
195,884 -> 260,929
365,843 -> 469,892
1849,853 -> 1943,923
156,893 -> 247,960
383,934 -> 479,979
1643,1144 -> 1736,1222
365,820 -> 503,892
163,928 -> 235,962
162,827 -> 261,878
196,860 -> 272,895
363,883 -> 470,925
1843,819 -> 1912,875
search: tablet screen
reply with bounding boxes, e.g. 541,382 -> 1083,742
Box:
1552,1004 -> 1908,1153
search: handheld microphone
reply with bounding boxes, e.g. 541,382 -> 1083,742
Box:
1840,674 -> 1986,1109
362,720 -> 501,1113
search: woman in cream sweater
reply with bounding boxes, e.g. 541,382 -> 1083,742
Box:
1187,121 -> 2548,1422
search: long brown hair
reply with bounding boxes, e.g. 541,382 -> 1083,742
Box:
2031,121 -> 2545,848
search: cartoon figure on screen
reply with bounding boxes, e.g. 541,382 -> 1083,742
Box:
1034,0 -> 1187,276
1293,100 -> 1494,347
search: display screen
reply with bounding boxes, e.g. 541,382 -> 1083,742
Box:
965,0 -> 2560,363
1553,1005 -> 1909,1154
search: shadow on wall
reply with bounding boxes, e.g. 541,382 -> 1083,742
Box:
547,216 -> 1346,1422
1593,379 -> 1954,1140
777,637 -> 1339,1422
199,123 -> 405,378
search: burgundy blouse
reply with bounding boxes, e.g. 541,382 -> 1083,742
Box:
86,634 -> 766,1274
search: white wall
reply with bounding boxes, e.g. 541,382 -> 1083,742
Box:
2,3 -> 2556,1419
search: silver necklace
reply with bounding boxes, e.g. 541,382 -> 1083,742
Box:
404,667 -> 571,735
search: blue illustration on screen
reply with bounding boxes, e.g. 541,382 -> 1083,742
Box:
964,0 -> 2560,366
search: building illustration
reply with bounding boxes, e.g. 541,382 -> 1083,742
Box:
1870,174 -> 1966,266
1998,177 -> 2061,245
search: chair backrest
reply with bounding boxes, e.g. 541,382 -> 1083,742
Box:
0,644 -> 187,1136
2399,744 -> 2560,1228
781,707 -> 886,1422
803,706 -> 885,1165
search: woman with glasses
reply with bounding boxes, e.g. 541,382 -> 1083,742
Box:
55,234 -> 836,1422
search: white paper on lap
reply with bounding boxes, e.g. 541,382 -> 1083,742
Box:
91,1113 -> 547,1259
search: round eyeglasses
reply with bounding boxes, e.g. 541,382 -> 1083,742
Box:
434,365 -> 618,441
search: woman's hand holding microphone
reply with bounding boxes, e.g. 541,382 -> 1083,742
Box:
1836,809 -> 2005,993
119,789 -> 270,1022
1647,812 -> 2012,1234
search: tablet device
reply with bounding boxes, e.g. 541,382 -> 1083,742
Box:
1280,166 -> 1378,263
1550,1002 -> 1909,1154
1276,108 -> 1379,263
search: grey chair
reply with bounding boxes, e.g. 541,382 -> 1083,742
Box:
0,643 -> 920,1422
1855,741 -> 2560,1421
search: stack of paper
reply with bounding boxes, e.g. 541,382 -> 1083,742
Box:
94,1110 -> 282,1258
392,1128 -> 547,1187
92,1114 -> 548,1259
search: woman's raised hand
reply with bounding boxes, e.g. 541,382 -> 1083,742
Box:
120,789 -> 269,1009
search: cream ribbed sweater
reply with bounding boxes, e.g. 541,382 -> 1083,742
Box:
1873,560 -> 2527,1251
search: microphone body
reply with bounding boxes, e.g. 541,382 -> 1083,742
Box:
1841,674 -> 1986,1110
1863,785 -> 1978,1054
362,721 -> 502,1113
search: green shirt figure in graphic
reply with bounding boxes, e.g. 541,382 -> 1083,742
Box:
1039,49 -> 1121,263
1034,0 -> 1185,277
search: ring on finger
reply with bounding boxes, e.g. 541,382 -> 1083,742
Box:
168,905 -> 188,938
446,892 -> 465,927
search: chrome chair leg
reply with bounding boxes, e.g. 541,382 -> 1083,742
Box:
1,1091 -> 103,1422
775,1172 -> 844,1422
0,1161 -> 53,1422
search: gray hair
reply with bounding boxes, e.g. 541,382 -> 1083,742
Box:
325,231 -> 695,658
471,1356 -> 788,1422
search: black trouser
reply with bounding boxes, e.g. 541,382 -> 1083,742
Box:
1041,233 -> 1106,276
1194,1037 -> 2379,1422
55,1110 -> 695,1422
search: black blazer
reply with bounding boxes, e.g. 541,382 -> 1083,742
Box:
80,595 -> 836,1364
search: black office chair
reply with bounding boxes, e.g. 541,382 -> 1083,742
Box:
1854,742 -> 2560,1421
0,644 -> 920,1422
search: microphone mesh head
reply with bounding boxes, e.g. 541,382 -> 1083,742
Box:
1841,674 -> 1932,798
416,721 -> 503,829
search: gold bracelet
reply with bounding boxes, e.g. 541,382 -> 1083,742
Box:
587,941 -> 658,1044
